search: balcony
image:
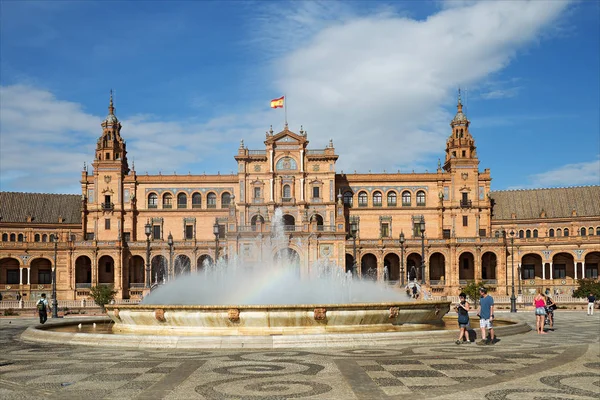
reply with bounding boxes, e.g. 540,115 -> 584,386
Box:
129,283 -> 145,289
282,197 -> 294,203
101,202 -> 114,211
163,204 -> 172,209
460,200 -> 472,208
387,201 -> 397,207
75,283 -> 92,289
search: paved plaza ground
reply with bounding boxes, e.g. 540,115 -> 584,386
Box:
0,311 -> 598,399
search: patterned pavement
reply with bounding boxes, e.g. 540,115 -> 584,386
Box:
0,311 -> 598,399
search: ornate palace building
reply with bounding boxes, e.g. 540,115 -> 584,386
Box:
1,94 -> 599,301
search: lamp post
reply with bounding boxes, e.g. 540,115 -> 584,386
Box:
517,265 -> 522,295
509,230 -> 517,312
144,220 -> 151,288
167,232 -> 174,281
51,233 -> 59,318
420,216 -> 426,285
399,231 -> 405,286
213,220 -> 220,265
350,220 -> 358,278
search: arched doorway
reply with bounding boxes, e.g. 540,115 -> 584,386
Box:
128,255 -> 144,286
384,253 -> 400,281
97,255 -> 115,284
458,252 -> 475,282
283,215 -> 295,231
0,257 -> 20,285
481,252 -> 497,281
406,253 -> 423,282
274,248 -> 300,265
361,253 -> 377,280
429,253 -> 446,282
552,252 -> 575,279
311,214 -> 324,231
75,256 -> 92,288
151,255 -> 168,284
30,258 -> 52,285
174,255 -> 191,276
521,253 -> 543,280
251,214 -> 264,231
197,255 -> 213,272
345,254 -> 355,274
584,251 -> 599,278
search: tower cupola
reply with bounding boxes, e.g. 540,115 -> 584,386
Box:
94,90 -> 129,174
444,89 -> 477,171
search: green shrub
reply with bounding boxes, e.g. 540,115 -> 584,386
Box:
89,285 -> 117,312
460,280 -> 489,308
573,279 -> 600,298
3,308 -> 19,316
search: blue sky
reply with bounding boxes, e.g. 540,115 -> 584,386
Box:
1,0 -> 598,193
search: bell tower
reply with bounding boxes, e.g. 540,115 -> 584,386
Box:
88,91 -> 130,241
443,89 -> 478,172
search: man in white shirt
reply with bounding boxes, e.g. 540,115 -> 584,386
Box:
37,293 -> 50,324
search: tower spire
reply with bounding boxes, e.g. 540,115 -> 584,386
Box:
457,88 -> 463,113
109,89 -> 115,115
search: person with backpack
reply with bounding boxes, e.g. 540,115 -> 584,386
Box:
455,292 -> 471,344
37,293 -> 49,324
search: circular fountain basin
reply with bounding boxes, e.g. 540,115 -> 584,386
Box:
103,302 -> 452,336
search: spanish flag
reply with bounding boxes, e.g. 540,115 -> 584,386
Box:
270,96 -> 284,108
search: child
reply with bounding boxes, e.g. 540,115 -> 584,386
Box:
455,292 -> 470,344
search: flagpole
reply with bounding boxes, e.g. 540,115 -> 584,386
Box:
284,93 -> 288,128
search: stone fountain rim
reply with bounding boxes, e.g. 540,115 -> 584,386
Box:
105,301 -> 451,310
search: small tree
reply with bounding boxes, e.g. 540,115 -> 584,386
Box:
573,279 -> 600,298
89,285 -> 117,312
461,280 -> 488,308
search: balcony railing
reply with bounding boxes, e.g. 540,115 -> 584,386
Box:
129,283 -> 145,288
316,225 -> 336,232
460,200 -> 472,208
373,202 -> 382,207
192,203 -> 201,208
148,204 -> 158,209
283,226 -> 296,232
248,150 -> 266,155
207,204 -> 216,209
101,202 -> 114,211
282,197 -> 293,203
387,201 -> 397,207
163,204 -> 172,209
253,198 -> 264,204
75,283 -> 91,289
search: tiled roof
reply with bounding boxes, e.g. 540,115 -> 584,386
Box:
490,186 -> 600,220
0,192 -> 81,224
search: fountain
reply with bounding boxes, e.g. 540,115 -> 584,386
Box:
21,210 -> 529,348
103,209 -> 450,340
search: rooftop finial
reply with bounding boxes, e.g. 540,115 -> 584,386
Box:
109,89 -> 115,115
457,88 -> 463,113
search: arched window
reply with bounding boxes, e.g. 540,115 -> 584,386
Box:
518,230 -> 524,238
549,229 -> 554,237
557,228 -> 562,237
10,233 -> 15,241
358,191 -> 368,207
221,192 -> 231,208
596,227 -> 600,236
581,227 -> 586,236
387,191 -> 397,206
564,228 -> 569,237
148,193 -> 158,208
416,191 -> 426,206
42,234 -> 48,242
177,193 -> 187,209
34,234 -> 40,242
207,193 -> 217,208
17,233 -> 24,242
526,230 -> 531,238
589,227 -> 594,236
192,192 -> 201,208
373,191 -> 382,207
283,185 -> 291,199
533,229 -> 538,238
1,233 -> 7,241
402,191 -> 411,206
162,193 -> 173,208
343,191 -> 353,207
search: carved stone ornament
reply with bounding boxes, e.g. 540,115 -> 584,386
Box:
228,308 -> 240,322
104,175 -> 112,183
389,307 -> 400,319
113,308 -> 121,321
434,306 -> 441,316
254,164 -> 261,172
155,309 -> 166,322
314,308 -> 327,321
461,172 -> 468,180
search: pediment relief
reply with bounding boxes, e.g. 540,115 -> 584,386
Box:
274,134 -> 299,144
101,186 -> 114,194
459,186 -> 471,192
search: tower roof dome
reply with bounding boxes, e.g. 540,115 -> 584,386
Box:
102,90 -> 119,125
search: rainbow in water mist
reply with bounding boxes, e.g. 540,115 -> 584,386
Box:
142,209 -> 411,306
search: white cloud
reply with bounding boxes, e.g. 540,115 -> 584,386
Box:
264,0 -> 571,173
1,1 -> 573,192
528,159 -> 600,187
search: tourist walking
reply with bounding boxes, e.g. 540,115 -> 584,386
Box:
455,292 -> 470,344
37,293 -> 50,324
534,292 -> 547,334
476,287 -> 496,345
587,293 -> 596,316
